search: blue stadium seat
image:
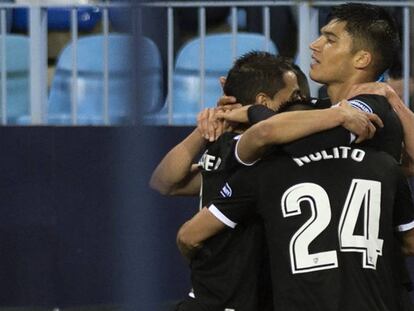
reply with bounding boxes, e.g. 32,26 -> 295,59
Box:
0,34 -> 29,124
48,34 -> 162,124
48,34 -> 132,125
12,7 -> 101,32
146,32 -> 277,125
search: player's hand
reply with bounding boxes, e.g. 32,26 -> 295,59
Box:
347,82 -> 408,113
216,94 -> 239,109
216,105 -> 251,124
196,108 -> 226,142
337,100 -> 383,143
346,82 -> 388,98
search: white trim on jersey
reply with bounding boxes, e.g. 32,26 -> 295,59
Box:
208,204 -> 237,228
397,219 -> 414,232
234,135 -> 260,167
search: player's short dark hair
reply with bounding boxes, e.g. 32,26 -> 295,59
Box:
291,63 -> 310,99
328,3 -> 400,79
223,51 -> 295,106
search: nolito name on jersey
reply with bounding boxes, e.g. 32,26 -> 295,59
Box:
293,146 -> 366,167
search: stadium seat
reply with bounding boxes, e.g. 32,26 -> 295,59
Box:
48,34 -> 162,125
146,32 -> 277,125
12,7 -> 101,32
0,34 -> 29,124
48,33 -> 132,125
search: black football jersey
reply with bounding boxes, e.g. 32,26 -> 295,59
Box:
282,95 -> 403,160
190,131 -> 272,311
209,146 -> 414,311
198,132 -> 241,206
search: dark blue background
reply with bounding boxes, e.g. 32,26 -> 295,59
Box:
0,126 -> 195,309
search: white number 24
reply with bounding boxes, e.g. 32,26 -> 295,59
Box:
281,179 -> 383,274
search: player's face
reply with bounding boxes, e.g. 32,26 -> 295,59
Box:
267,71 -> 300,111
309,20 -> 356,85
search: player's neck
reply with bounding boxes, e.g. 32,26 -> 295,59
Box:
327,83 -> 353,104
327,76 -> 375,104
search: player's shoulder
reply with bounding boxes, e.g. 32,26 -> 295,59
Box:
348,94 -> 390,113
361,147 -> 401,171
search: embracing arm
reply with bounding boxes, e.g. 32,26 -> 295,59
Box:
347,82 -> 414,175
391,99 -> 414,175
401,228 -> 414,256
177,207 -> 226,260
149,128 -> 205,196
237,102 -> 381,164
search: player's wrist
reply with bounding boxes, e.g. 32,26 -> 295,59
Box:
330,105 -> 348,126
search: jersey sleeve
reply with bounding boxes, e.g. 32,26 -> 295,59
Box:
394,170 -> 414,232
207,167 -> 258,228
282,94 -> 403,158
348,94 -> 403,161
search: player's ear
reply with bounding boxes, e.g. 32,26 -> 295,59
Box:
255,92 -> 271,107
353,50 -> 372,70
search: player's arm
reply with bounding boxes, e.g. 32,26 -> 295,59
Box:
177,168 -> 257,260
386,91 -> 414,176
236,101 -> 381,165
177,207 -> 227,260
150,107 -> 231,195
149,128 -> 205,196
347,82 -> 414,175
401,229 -> 414,256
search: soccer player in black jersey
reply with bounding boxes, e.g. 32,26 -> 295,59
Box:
151,52 -> 304,311
151,52 -> 378,311
174,4 -> 414,310
179,144 -> 414,311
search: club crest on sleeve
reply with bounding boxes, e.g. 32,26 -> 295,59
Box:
220,183 -> 232,197
348,99 -> 373,113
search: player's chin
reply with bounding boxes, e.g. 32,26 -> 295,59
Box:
309,70 -> 324,84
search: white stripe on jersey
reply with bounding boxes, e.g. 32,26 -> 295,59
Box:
209,204 -> 237,228
397,220 -> 414,232
234,135 -> 260,167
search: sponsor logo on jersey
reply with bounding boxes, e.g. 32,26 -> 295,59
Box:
348,99 -> 373,113
198,150 -> 222,171
220,183 -> 232,197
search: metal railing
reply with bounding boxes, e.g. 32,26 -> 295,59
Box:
0,0 -> 131,125
0,1 -> 412,125
142,0 -> 413,125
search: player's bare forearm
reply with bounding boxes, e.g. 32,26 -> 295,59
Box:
176,225 -> 203,261
401,229 -> 414,256
176,208 -> 226,260
236,108 -> 351,164
149,129 -> 206,195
